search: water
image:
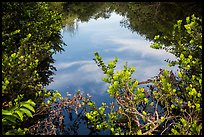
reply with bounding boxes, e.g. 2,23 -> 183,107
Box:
46,12 -> 177,134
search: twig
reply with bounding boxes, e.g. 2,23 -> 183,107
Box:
154,94 -> 164,119
143,123 -> 159,135
121,111 -> 132,133
161,122 -> 174,135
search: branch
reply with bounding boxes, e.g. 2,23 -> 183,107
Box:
161,120 -> 175,135
143,123 -> 159,135
121,111 -> 132,133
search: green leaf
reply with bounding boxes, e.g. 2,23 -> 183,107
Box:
163,69 -> 169,76
195,103 -> 200,109
154,35 -> 160,40
197,93 -> 201,97
47,100 -> 51,105
3,116 -> 17,124
171,104 -> 175,109
161,116 -> 165,122
5,131 -> 15,135
15,110 -> 24,121
76,89 -> 81,94
12,29 -> 21,35
137,130 -> 142,135
188,101 -> 191,108
21,103 -> 35,112
150,102 -> 154,106
24,99 -> 36,106
26,33 -> 32,40
17,127 -> 26,135
87,102 -> 93,106
11,53 -> 17,58
19,108 -> 33,117
180,118 -> 187,126
2,109 -> 12,116
144,98 -> 149,104
180,53 -> 185,60
142,111 -> 147,115
110,127 -> 114,132
171,128 -> 179,135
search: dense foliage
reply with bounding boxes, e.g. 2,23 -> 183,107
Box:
2,2 -> 65,134
2,2 -> 65,102
113,2 -> 202,43
85,15 -> 202,135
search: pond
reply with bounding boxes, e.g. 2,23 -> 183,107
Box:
47,12 -> 177,104
2,2 -> 201,135
46,12 -> 178,134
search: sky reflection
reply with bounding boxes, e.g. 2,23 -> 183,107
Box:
47,12 -> 178,103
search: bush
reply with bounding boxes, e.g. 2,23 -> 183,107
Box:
85,15 -> 202,135
2,2 -> 65,103
2,2 -> 66,135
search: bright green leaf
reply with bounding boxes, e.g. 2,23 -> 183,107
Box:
15,110 -> 24,121
19,108 -> 33,117
21,103 -> 35,112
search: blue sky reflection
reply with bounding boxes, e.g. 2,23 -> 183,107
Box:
47,12 -> 178,103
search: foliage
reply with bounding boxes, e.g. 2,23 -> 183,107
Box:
2,88 -> 65,135
116,2 -> 202,43
47,2 -> 113,29
85,15 -> 202,135
60,2 -> 111,22
150,14 -> 202,135
151,14 -> 202,76
2,2 -> 66,102
88,52 -> 165,135
2,95 -> 36,135
2,2 -> 65,135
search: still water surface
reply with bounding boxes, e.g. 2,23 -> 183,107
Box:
46,12 -> 177,134
47,12 -> 177,104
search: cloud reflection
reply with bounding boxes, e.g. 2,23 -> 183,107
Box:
47,12 -> 178,97
55,60 -> 92,70
48,56 -> 177,95
48,61 -> 104,89
106,38 -> 176,60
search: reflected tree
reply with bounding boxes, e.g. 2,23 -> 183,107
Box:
117,2 -> 202,43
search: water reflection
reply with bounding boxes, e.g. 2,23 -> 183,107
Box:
47,13 -> 177,101
46,11 -> 179,135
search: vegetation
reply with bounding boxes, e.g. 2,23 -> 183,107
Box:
2,2 -> 202,135
113,2 -> 202,43
2,2 -> 65,134
85,14 -> 202,135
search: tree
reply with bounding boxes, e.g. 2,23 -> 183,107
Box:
2,2 -> 65,102
2,2 -> 66,135
117,2 -> 202,43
